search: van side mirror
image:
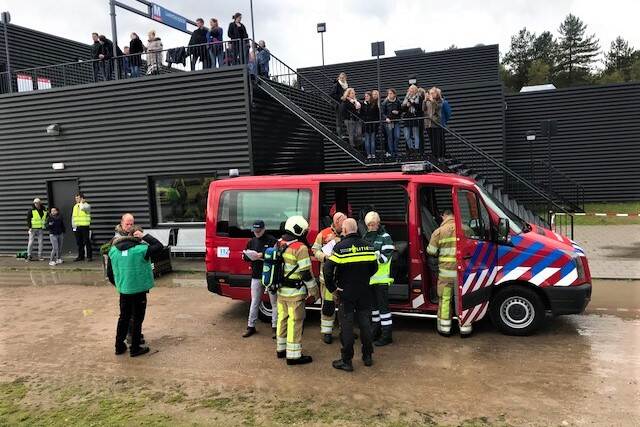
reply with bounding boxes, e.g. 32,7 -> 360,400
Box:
497,218 -> 510,244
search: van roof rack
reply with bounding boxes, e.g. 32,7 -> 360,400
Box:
401,161 -> 432,174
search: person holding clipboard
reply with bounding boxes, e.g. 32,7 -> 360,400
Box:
242,220 -> 278,338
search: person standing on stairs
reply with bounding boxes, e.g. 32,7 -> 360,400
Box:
331,72 -> 349,136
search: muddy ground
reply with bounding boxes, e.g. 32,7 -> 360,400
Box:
0,269 -> 639,426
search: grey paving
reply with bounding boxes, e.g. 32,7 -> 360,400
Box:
574,225 -> 640,280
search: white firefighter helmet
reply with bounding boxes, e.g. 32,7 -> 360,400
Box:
284,215 -> 309,237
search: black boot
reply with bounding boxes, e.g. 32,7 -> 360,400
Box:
374,327 -> 393,347
130,346 -> 150,357
287,355 -> 313,365
242,327 -> 256,338
332,359 -> 354,372
323,333 -> 333,344
362,355 -> 373,367
276,350 -> 286,359
115,342 -> 127,355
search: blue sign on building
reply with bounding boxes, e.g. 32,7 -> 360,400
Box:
149,2 -> 188,32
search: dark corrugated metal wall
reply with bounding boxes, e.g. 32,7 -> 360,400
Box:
0,23 -> 91,70
505,83 -> 640,202
0,68 -> 251,253
250,84 -> 325,175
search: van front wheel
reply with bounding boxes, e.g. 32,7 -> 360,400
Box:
258,301 -> 273,323
490,285 -> 545,336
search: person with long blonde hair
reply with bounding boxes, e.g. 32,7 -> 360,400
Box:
401,84 -> 423,154
340,88 -> 362,148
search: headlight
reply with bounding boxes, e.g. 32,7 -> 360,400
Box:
575,256 -> 586,281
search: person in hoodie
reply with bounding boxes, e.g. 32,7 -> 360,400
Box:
26,198 -> 47,261
146,30 -> 163,75
46,207 -> 66,266
107,213 -> 163,357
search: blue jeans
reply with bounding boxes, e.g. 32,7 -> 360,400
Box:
209,49 -> 225,68
404,125 -> 419,150
130,65 -> 140,78
364,132 -> 376,156
385,123 -> 400,154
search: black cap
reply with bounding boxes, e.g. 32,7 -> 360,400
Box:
252,220 -> 265,229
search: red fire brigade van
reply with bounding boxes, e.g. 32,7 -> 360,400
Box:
205,168 -> 591,335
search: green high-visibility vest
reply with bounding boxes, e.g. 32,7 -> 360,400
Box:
108,244 -> 154,295
31,210 -> 47,229
370,258 -> 393,285
73,203 -> 91,226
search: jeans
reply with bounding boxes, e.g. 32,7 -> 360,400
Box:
27,229 -> 44,258
344,120 -> 361,148
385,123 -> 400,154
130,65 -> 140,78
49,234 -> 63,262
364,131 -> 376,156
248,278 -> 278,328
404,125 -> 420,150
208,48 -> 225,68
116,292 -> 147,350
339,298 -> 373,362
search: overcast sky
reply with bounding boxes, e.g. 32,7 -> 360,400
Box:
2,0 -> 639,68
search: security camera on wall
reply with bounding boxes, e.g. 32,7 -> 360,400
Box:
46,124 -> 60,136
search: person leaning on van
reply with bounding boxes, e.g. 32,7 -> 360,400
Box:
107,218 -> 163,357
242,219 -> 278,338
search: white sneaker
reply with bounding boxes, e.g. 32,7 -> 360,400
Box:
39,258 -> 45,261
56,259 -> 63,264
48,261 -> 56,266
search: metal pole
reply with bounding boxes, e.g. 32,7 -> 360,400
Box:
1,14 -> 12,93
249,0 -> 256,42
109,0 -> 120,80
320,32 -> 325,66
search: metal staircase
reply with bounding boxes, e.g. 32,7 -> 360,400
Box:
251,47 -> 577,238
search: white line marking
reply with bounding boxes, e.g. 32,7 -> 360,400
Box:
530,267 -> 560,286
595,213 -> 607,217
554,268 -> 578,287
462,272 -> 477,294
484,266 -> 502,287
616,213 -> 629,217
496,266 -> 530,284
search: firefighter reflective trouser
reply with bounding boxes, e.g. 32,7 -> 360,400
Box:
370,285 -> 391,337
320,279 -> 335,334
276,295 -> 306,359
437,279 -> 454,334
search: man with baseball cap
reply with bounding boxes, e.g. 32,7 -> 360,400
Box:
26,198 -> 47,261
242,219 -> 278,338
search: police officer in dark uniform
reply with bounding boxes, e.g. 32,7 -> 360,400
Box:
323,218 -> 378,372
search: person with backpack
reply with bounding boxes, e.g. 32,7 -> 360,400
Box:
242,220 -> 278,338
272,216 -> 320,365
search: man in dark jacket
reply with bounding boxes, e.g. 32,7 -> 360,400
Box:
98,35 -> 114,80
188,18 -> 210,70
323,218 -> 378,372
26,198 -> 47,261
107,214 -> 163,357
90,33 -> 102,82
242,219 -> 278,338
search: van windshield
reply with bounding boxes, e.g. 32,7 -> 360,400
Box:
475,185 -> 529,234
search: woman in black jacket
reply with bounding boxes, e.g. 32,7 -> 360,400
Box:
331,72 -> 348,135
340,88 -> 362,148
227,12 -> 249,64
46,207 -> 66,266
361,91 -> 380,159
128,33 -> 144,78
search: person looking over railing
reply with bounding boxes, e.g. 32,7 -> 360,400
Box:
228,12 -> 249,64
90,33 -> 102,82
381,88 -> 401,158
98,35 -> 115,81
129,32 -> 144,78
361,91 -> 379,159
207,18 -> 224,68
331,72 -> 348,136
256,40 -> 271,78
401,84 -> 423,155
340,88 -> 362,148
188,18 -> 209,70
146,30 -> 163,75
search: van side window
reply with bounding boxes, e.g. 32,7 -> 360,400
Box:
217,189 -> 311,238
457,189 -> 491,241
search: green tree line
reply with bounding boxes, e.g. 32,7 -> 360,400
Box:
501,13 -> 640,92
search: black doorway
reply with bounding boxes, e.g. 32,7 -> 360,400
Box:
47,179 -> 79,257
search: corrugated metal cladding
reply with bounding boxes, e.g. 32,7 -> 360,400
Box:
0,23 -> 91,70
250,82 -> 326,175
505,83 -> 640,202
298,45 -> 505,183
0,68 -> 251,253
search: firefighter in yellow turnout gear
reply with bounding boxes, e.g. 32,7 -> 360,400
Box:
276,216 -> 320,365
426,209 -> 463,336
312,212 -> 347,344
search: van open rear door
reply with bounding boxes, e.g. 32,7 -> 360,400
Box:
454,188 -> 498,328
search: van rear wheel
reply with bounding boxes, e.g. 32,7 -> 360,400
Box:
258,301 -> 273,323
490,285 -> 545,336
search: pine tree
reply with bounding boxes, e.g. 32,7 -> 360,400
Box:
556,14 -> 600,86
527,60 -> 551,85
532,31 -> 557,83
605,36 -> 635,73
502,28 -> 536,90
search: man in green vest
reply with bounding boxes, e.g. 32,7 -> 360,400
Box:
107,214 -> 163,357
72,192 -> 92,262
363,211 -> 395,346
26,198 -> 47,261
427,209 -> 459,336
